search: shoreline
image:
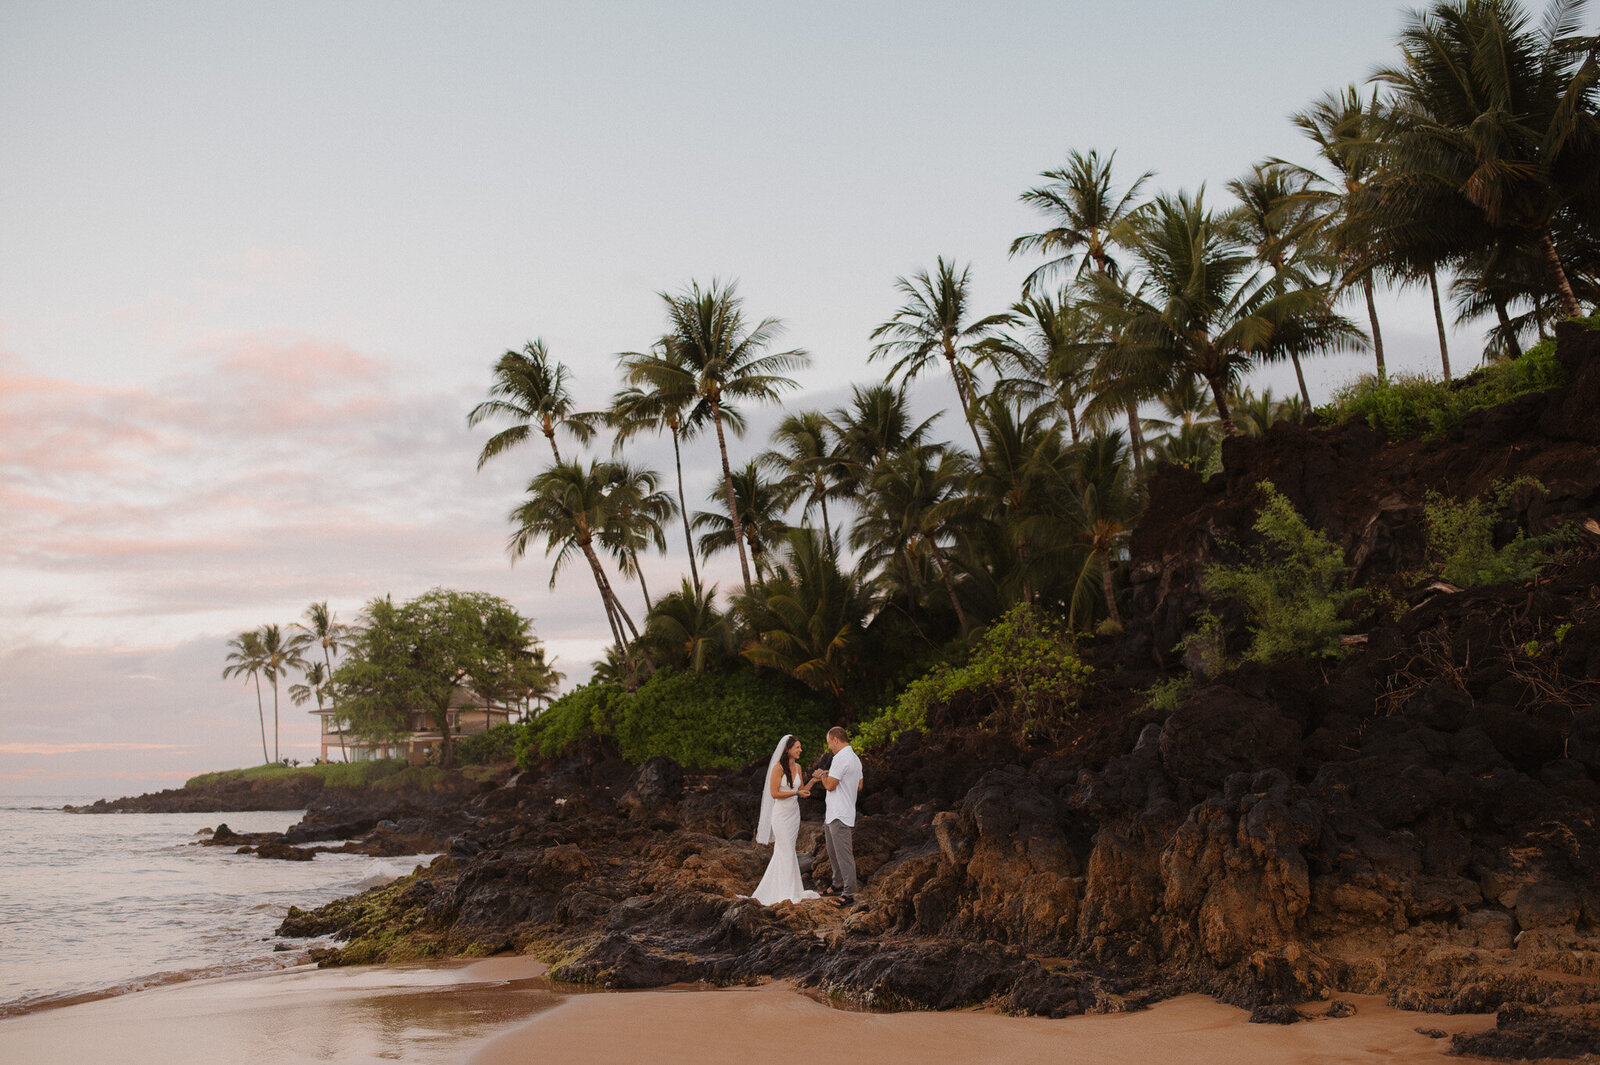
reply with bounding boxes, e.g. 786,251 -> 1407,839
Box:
0,957 -> 1503,1065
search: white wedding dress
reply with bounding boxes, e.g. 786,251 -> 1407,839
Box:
750,780 -> 818,906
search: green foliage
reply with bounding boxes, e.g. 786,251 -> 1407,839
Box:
1205,482 -> 1356,662
453,722 -> 522,766
1424,477 -> 1568,587
183,760 -> 454,791
1141,675 -> 1195,713
1317,342 -> 1564,438
857,602 -> 1093,749
514,670 -> 832,771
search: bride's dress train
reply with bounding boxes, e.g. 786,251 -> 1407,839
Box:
749,788 -> 818,906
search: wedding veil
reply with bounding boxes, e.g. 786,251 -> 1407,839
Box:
754,734 -> 795,845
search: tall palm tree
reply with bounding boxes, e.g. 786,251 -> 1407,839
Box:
1010,148 -> 1154,290
851,444 -> 974,628
827,383 -> 937,497
507,460 -> 638,657
1067,432 -> 1141,630
468,339 -> 598,468
869,257 -> 1014,454
759,409 -> 842,541
641,579 -> 735,674
293,601 -> 348,761
967,394 -> 1078,604
1287,86 -> 1393,378
1374,0 -> 1600,319
607,361 -> 719,594
258,623 -> 309,764
288,660 -> 331,760
598,460 -> 675,611
222,630 -> 270,764
1084,189 -> 1363,436
692,461 -> 790,580
629,280 -> 809,591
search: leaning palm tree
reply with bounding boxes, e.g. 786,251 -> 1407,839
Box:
222,630 -> 270,764
1374,0 -> 1600,319
258,624 -> 309,763
287,660 -> 331,760
607,359 -> 720,594
292,601 -> 348,761
1084,189 -> 1364,436
1010,148 -> 1154,291
869,257 -> 1014,454
629,280 -> 809,591
468,339 -> 598,468
507,460 -> 638,657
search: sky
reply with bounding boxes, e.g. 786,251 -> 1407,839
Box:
0,0 -> 1533,797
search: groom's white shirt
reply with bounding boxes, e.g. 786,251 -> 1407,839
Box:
824,744 -> 862,827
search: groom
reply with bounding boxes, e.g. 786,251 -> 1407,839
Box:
813,726 -> 862,907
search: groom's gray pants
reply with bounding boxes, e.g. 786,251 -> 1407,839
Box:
825,819 -> 857,895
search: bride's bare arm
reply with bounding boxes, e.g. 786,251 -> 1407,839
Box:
769,763 -> 798,799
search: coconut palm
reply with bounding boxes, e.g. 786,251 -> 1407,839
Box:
692,461 -> 790,580
967,394 -> 1079,603
759,410 -> 842,542
597,460 -> 675,611
507,459 -> 638,657
869,257 -> 1014,454
982,292 -> 1100,444
293,601 -> 348,761
1010,148 -> 1154,291
607,362 -> 719,595
258,624 -> 309,764
1374,0 -> 1600,318
629,280 -> 809,591
827,383 -> 938,498
468,339 -> 598,468
287,660 -> 331,759
851,444 -> 974,628
1067,432 -> 1141,630
1084,189 -> 1363,436
641,579 -> 735,674
222,630 -> 270,764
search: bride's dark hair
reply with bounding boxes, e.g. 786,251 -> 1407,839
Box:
777,734 -> 798,786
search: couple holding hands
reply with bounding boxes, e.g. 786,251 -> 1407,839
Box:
750,727 -> 862,908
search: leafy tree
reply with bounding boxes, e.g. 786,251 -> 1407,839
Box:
468,339 -> 598,468
869,256 -> 1013,454
331,589 -> 538,768
222,629 -> 270,764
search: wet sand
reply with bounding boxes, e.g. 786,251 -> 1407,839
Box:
0,960 -> 1499,1065
0,957 -> 559,1065
469,985 -> 1495,1065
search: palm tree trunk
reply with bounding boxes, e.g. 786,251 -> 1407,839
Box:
1289,351 -> 1311,408
946,355 -> 986,455
632,550 -> 653,611
544,423 -> 564,465
929,541 -> 967,629
577,532 -> 627,657
1099,549 -> 1123,629
711,397 -> 754,591
253,674 -> 269,764
1207,376 -> 1238,437
671,426 -> 701,594
1539,227 -> 1582,319
1363,276 -> 1386,380
1428,268 -> 1451,381
819,491 -> 833,547
1125,404 -> 1146,470
270,679 -> 280,763
1494,298 -> 1524,359
1065,404 -> 1081,445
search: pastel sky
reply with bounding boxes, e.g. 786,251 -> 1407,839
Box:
1,1 -> 1523,797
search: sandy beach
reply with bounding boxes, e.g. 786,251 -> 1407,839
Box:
468,984 -> 1495,1065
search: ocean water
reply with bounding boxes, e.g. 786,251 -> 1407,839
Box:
0,796 -> 434,1015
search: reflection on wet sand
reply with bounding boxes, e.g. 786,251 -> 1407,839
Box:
0,958 -> 559,1065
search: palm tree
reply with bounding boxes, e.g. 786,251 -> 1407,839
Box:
293,601 -> 348,761
827,383 -> 937,497
1143,375 -> 1222,471
222,630 -> 270,764
851,444 -> 974,628
982,292 -> 1100,444
759,410 -> 842,541
629,280 -> 809,591
1067,432 -> 1141,630
468,339 -> 598,468
287,660 -> 331,759
641,579 -> 735,674
258,624 -> 309,763
741,528 -> 873,717
1010,148 -> 1154,291
1084,189 -> 1363,436
1374,0 -> 1600,319
869,257 -> 1014,454
1287,86 -> 1393,378
692,461 -> 790,580
967,394 -> 1078,604
598,460 -> 675,611
508,460 -> 638,657
607,362 -> 719,594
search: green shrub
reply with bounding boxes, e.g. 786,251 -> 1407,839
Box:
515,681 -> 625,769
1318,342 -> 1563,439
857,602 -> 1093,749
1205,482 -> 1357,662
453,722 -> 521,766
1425,478 -> 1569,587
184,759 -> 412,790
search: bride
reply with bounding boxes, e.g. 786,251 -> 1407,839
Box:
748,734 -> 820,906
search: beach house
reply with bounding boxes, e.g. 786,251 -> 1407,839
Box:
308,687 -> 514,764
